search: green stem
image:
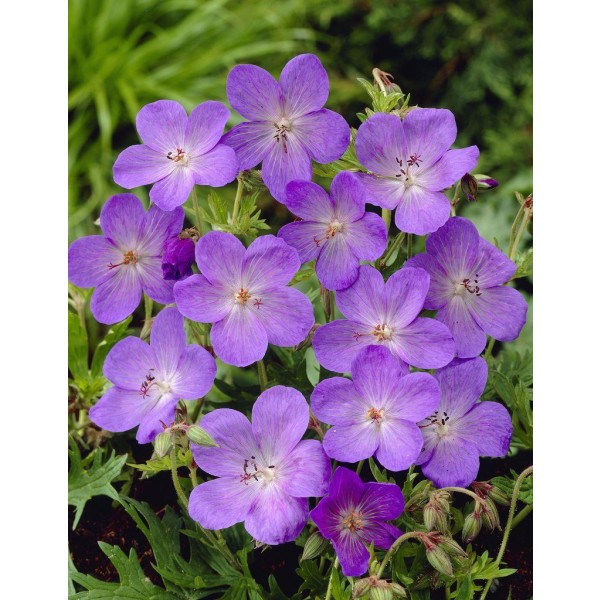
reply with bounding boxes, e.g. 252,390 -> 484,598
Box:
406,234 -> 413,260
377,532 -> 423,577
507,202 -> 525,258
381,208 -> 392,232
325,558 -> 339,600
170,446 -> 188,508
140,295 -> 153,339
191,187 -> 206,235
189,466 -> 199,488
511,503 -> 533,529
232,177 -> 243,225
509,207 -> 531,261
479,466 -> 533,600
356,460 -> 364,476
190,397 -> 205,424
257,360 -> 268,391
484,337 -> 496,360
450,184 -> 461,216
380,232 -> 405,267
438,486 -> 482,504
445,583 -> 452,600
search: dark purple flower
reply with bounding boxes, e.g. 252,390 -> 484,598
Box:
174,232 -> 314,367
221,54 -> 350,202
312,265 -> 455,373
310,467 -> 404,577
113,100 -> 239,211
355,109 -> 479,234
68,194 -> 184,324
405,217 -> 528,358
189,386 -> 331,545
415,357 -> 512,488
278,172 -> 387,290
311,346 -> 440,470
89,307 -> 217,443
162,236 -> 195,281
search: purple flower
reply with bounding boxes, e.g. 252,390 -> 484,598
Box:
189,386 -> 331,545
312,265 -> 455,373
355,109 -> 479,235
173,232 -> 314,367
68,194 -> 184,324
312,346 -> 440,470
415,357 -> 512,488
89,307 -> 217,444
278,172 -> 387,291
221,54 -> 350,202
405,217 -> 528,358
162,236 -> 195,281
113,100 -> 239,211
310,467 -> 403,577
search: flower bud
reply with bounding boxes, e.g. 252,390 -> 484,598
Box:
423,491 -> 451,532
480,497 -> 501,531
438,537 -> 468,560
352,578 -> 373,598
487,484 -> 511,506
460,174 -> 479,202
369,588 -> 393,600
474,174 -> 499,190
300,531 -> 329,561
186,425 -> 219,447
154,431 -> 172,458
462,509 -> 482,543
389,582 -> 408,598
425,545 -> 453,577
162,236 -> 195,281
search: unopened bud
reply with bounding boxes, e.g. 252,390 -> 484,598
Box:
404,480 -> 433,512
300,531 -> 329,561
461,174 -> 479,202
480,497 -> 501,531
186,425 -> 218,447
474,174 -> 499,190
487,484 -> 510,506
423,491 -> 450,532
425,545 -> 453,577
389,582 -> 408,598
462,510 -> 482,543
368,557 -> 380,575
438,537 -> 468,560
370,588 -> 393,600
154,431 -> 172,458
352,578 -> 373,598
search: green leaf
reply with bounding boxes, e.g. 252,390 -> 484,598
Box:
69,311 -> 89,381
91,316 -> 133,377
68,437 -> 127,529
128,449 -> 193,478
368,457 -> 395,483
512,248 -> 533,279
296,560 -> 327,596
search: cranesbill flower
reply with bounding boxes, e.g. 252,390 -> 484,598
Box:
311,346 -> 439,470
310,467 -> 403,577
312,265 -> 455,373
68,194 -> 184,324
89,307 -> 217,443
416,357 -> 512,488
113,100 -> 239,211
221,54 -> 350,202
405,217 -> 528,358
174,232 -> 314,367
278,172 -> 387,290
162,236 -> 195,281
189,386 -> 331,545
355,109 -> 479,234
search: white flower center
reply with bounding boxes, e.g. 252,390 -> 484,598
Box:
167,147 -> 189,166
420,410 -> 451,438
454,274 -> 482,297
366,407 -> 384,424
239,456 -> 277,486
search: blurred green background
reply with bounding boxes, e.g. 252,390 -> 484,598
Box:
69,0 -> 532,241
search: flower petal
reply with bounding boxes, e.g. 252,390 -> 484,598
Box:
113,144 -> 174,189
189,476 -> 258,530
390,318 -> 455,369
355,174 -> 404,210
402,108 -> 457,165
360,482 -> 404,521
139,205 -> 185,255
436,357 -> 488,419
344,212 -> 387,261
356,113 -> 406,176
172,345 -> 217,400
89,387 -> 153,433
195,231 -> 245,287
242,235 -> 300,291
136,100 -> 187,154
245,487 -> 308,545
473,237 -> 517,288
293,109 -> 350,163
311,377 -> 366,428
68,235 -> 122,288
350,346 -> 405,404
100,194 -> 145,249
375,420 -> 424,471
90,267 -> 142,324
336,265 -> 386,325
330,171 -> 367,222
136,256 -> 176,305
278,221 -> 326,263
189,144 -> 239,187
456,401 -> 513,457
436,296 -> 487,359
136,395 -> 179,443
184,101 -> 230,155
284,179 -> 334,221
384,267 -> 430,328
333,535 -> 370,578
394,186 -> 450,235
210,305 -> 269,367
227,64 -> 285,121
103,336 -> 155,389
252,386 -> 309,462
174,274 -> 232,323
149,168 -> 195,211
315,234 -> 360,291
309,496 -> 339,538
323,421 -> 380,463
420,437 -> 480,488
404,252 -> 453,310
329,466 -> 365,503
149,307 -> 186,378
419,146 -> 479,190
220,121 -> 275,171
278,439 -> 331,498
280,54 -> 329,117
193,408 -> 257,477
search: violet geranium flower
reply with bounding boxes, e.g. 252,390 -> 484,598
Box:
221,54 -> 350,202
312,265 -> 455,373
416,357 -> 512,488
310,467 -> 404,577
355,109 -> 479,235
89,307 -> 217,443
68,194 -> 184,324
162,236 -> 195,281
174,232 -> 314,367
405,217 -> 528,358
278,172 -> 387,291
189,386 -> 331,545
312,346 -> 440,470
113,100 -> 239,211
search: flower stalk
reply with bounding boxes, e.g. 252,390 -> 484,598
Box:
325,558 -> 339,600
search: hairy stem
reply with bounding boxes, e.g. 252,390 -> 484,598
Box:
140,295 -> 153,339
231,176 -> 243,225
438,486 -> 482,504
325,558 -> 339,600
380,232 -> 405,267
507,201 -> 525,258
511,503 -> 533,529
170,446 -> 189,509
377,531 -> 424,577
257,360 -> 268,391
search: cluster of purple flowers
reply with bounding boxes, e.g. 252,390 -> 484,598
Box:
68,54 -> 528,576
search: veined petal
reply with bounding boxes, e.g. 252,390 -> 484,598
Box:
284,179 -> 334,222
149,168 -> 195,211
113,144 -> 174,189
311,377 -> 366,426
293,109 -> 350,163
333,535 -> 370,578
394,186 -> 450,235
350,346 -> 406,405
384,267 -> 430,328
330,171 -> 367,222
103,336 -> 155,389
456,402 -> 513,457
355,174 -> 404,210
210,305 -> 268,367
220,121 -> 275,171
436,357 -> 488,419
315,234 -> 360,291
136,394 -> 179,443
89,387 -> 154,434
419,146 -> 480,190
404,252 -> 453,310
242,235 -> 300,291
136,100 -> 187,154
436,296 -> 487,359
278,221 -> 326,263
375,419 -> 423,471
185,101 -> 230,155
473,237 -> 517,288
227,64 -> 285,122
360,482 -> 404,521
68,235 -> 122,289
323,421 -> 380,463
402,108 -> 457,165
90,267 -> 142,324
252,386 -> 309,462
139,205 -> 184,256
309,497 -> 340,539
174,274 -> 232,323
420,437 -> 480,489
195,231 -> 245,287
329,466 -> 364,505
150,307 -> 186,378
100,194 -> 145,250
390,318 -> 455,369
278,439 -> 331,498
189,144 -> 239,187
344,212 -> 387,261
172,345 -> 217,400
280,54 -> 329,118
336,265 -> 386,325
355,113 -> 406,176
136,256 -> 176,305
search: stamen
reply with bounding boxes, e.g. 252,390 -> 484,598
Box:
342,510 -> 364,532
273,121 -> 291,154
108,250 -> 138,270
235,288 -> 252,304
313,221 -> 344,247
253,298 -> 263,309
371,323 -> 392,342
167,148 -> 186,162
367,407 -> 384,424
